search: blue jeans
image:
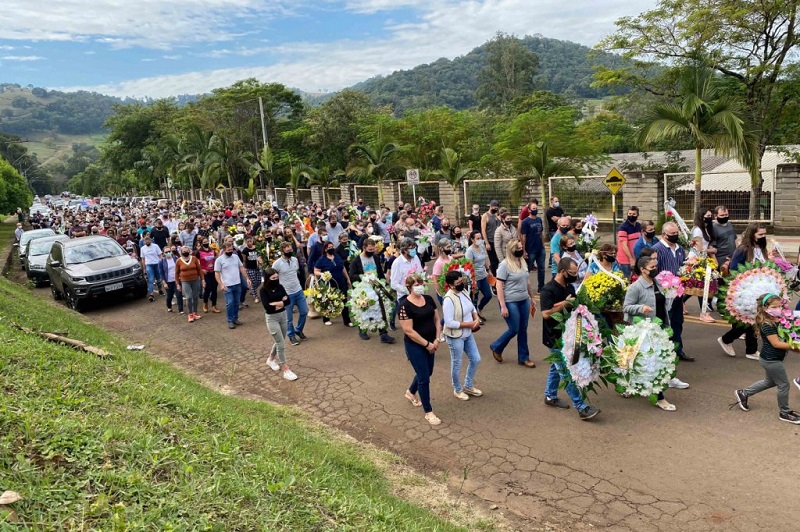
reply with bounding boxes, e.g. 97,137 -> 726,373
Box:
239,274 -> 248,303
620,263 -> 632,279
165,281 -> 183,312
446,335 -> 481,392
490,298 -> 530,363
224,283 -> 242,323
474,277 -> 493,312
526,248 -> 546,290
405,340 -> 435,413
545,349 -> 586,410
145,264 -> 160,294
286,290 -> 308,337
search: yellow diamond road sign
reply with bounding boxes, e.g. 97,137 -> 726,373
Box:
603,167 -> 626,195
216,183 -> 226,192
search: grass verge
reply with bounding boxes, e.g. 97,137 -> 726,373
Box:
0,221 -> 464,530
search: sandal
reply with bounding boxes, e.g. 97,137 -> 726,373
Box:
404,391 -> 421,407
656,399 -> 677,411
425,412 -> 442,425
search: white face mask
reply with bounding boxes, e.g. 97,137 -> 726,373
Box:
412,285 -> 426,295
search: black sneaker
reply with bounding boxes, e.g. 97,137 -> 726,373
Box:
734,389 -> 749,411
148,294 -> 154,302
297,331 -> 307,341
778,411 -> 800,424
228,322 -> 236,329
359,331 -> 370,341
578,406 -> 600,420
388,324 -> 397,332
289,335 -> 300,346
380,333 -> 395,344
158,290 -> 165,295
544,397 -> 570,409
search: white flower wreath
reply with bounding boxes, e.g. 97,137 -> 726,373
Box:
607,318 -> 676,398
558,305 -> 603,390
346,274 -> 395,332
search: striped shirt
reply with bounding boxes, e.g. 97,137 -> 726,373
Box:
652,240 -> 685,275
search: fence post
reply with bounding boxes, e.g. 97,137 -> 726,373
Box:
774,163 -> 800,235
340,184 -> 354,204
622,170 -> 664,223
379,180 -> 399,210
310,186 -> 324,206
437,181 -> 459,224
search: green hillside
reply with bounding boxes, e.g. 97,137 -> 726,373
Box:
353,35 -> 626,114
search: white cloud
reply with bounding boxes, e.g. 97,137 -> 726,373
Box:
0,45 -> 15,50
58,0 -> 656,97
2,55 -> 45,61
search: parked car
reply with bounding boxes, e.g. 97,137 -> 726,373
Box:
17,228 -> 57,266
24,235 -> 70,285
46,235 -> 147,312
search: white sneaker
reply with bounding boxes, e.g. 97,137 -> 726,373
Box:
717,337 -> 736,357
668,377 -> 690,389
266,358 -> 280,372
453,390 -> 470,401
745,351 -> 760,360
283,369 -> 298,381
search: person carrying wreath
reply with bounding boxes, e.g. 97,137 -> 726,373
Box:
442,271 -> 483,402
349,239 -> 395,344
314,239 -> 353,327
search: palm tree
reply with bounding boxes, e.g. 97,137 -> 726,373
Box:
207,134 -> 252,190
176,126 -> 215,190
510,141 -> 577,208
346,138 -> 402,184
301,165 -> 344,208
249,145 -> 275,191
637,64 -> 756,214
430,148 -> 481,223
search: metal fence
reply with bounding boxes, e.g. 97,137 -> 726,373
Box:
273,188 -> 288,207
548,175 -> 621,222
296,188 -> 312,204
664,170 -> 774,223
398,182 -> 440,207
353,185 -> 380,210
320,187 -> 341,207
462,179 -> 528,218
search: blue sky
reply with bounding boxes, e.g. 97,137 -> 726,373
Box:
0,0 -> 655,98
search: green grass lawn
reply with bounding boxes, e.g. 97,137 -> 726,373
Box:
0,222 -> 465,530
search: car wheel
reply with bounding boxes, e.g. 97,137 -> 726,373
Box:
50,283 -> 63,300
65,288 -> 83,312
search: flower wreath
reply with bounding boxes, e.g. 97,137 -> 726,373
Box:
548,304 -> 604,396
718,262 -> 787,326
436,257 -> 478,294
310,272 -> 346,318
347,275 -> 396,332
602,317 -> 676,401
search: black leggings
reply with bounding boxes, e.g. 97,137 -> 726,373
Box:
721,323 -> 758,354
202,271 -> 218,306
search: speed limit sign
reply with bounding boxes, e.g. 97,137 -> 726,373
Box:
406,168 -> 420,185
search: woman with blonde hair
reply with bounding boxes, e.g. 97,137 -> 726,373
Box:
490,238 -> 537,367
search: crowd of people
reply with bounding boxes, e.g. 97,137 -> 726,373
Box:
17,192 -> 800,426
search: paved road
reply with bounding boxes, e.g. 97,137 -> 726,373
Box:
24,275 -> 800,530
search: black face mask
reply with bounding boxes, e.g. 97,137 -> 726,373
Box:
627,215 -> 638,223
442,249 -> 451,255
566,245 -> 577,252
453,283 -> 465,292
512,249 -> 524,258
756,236 -> 767,248
365,250 -> 374,258
490,208 -> 498,214
531,210 -> 538,216
666,234 -> 680,244
453,232 -> 461,238
269,278 -> 280,288
704,217 -> 713,225
559,227 -> 569,234
441,225 -> 450,231
406,209 -> 413,215
181,251 -> 190,258
563,272 -> 578,284
225,251 -> 233,257
645,231 -> 656,239
503,220 -> 512,226
716,216 -> 729,225
605,255 -> 616,264
644,268 -> 657,279
203,243 -> 209,248
283,251 -> 293,258
326,248 -> 335,256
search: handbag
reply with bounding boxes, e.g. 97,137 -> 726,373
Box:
306,276 -> 321,319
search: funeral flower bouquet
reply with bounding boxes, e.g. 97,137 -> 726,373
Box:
718,262 -> 787,326
547,304 -> 605,396
436,258 -> 478,294
678,255 -> 720,294
577,270 -> 628,312
347,275 -> 396,332
309,271 -> 346,318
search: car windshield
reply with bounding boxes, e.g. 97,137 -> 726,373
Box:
29,240 -> 59,256
20,230 -> 55,246
64,240 -> 126,264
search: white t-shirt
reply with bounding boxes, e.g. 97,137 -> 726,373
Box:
140,243 -> 162,265
443,292 -> 477,338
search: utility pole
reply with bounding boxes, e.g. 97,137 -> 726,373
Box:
258,97 -> 270,197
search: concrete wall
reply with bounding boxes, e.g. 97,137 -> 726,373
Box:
774,163 -> 800,235
621,170 -> 664,223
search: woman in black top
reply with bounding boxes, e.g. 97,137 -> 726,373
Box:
259,267 -> 298,381
399,273 -> 442,425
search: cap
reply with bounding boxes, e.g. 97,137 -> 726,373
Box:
488,200 -> 500,207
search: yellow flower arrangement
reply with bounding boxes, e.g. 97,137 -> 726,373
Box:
578,271 -> 628,311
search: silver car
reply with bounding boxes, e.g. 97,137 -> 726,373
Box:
17,228 -> 56,266
24,235 -> 70,286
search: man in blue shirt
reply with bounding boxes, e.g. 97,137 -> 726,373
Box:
520,200 -> 546,291
550,217 -> 571,276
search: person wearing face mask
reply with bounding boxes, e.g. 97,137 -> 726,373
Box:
175,245 -> 204,322
314,241 -> 353,327
481,200 -> 501,276
541,258 -> 600,420
616,206 -> 641,278
633,221 -> 658,259
490,239 -> 537,367
390,238 -> 424,330
139,235 -> 164,302
520,200 -> 546,291
712,205 -> 737,272
349,240 -> 395,344
494,212 -> 518,263
307,225 -> 328,273
434,218 -> 452,246
214,241 -> 252,329
717,222 -> 774,360
468,204 -> 482,234
442,271 -> 483,401
196,238 -> 220,313
688,208 -> 719,322
272,241 -> 308,345
260,267 -> 298,381
653,222 -> 694,363
326,213 -> 348,245
545,197 -> 564,239
560,237 -> 586,291
399,273 -> 443,426
465,231 -> 492,322
623,255 -> 680,410
158,245 -> 184,314
586,243 -> 622,277
431,239 -> 455,304
550,217 -> 572,277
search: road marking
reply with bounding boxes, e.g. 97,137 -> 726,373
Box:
683,315 -> 730,328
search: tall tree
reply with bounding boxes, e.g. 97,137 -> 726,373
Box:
305,89 -> 377,170
0,156 -> 32,215
429,148 -> 481,222
636,64 -> 756,214
346,138 -> 402,184
476,33 -> 539,112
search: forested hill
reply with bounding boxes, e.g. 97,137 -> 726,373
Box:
353,35 -> 626,114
